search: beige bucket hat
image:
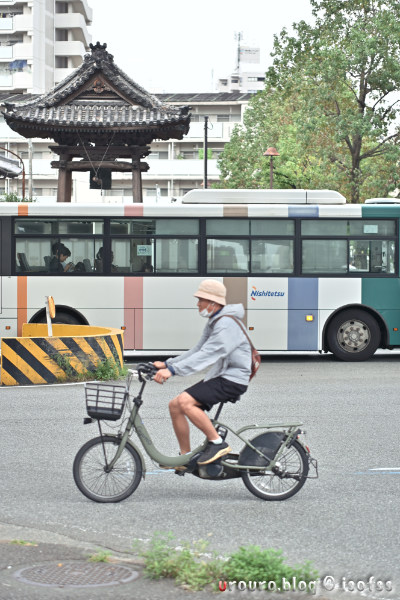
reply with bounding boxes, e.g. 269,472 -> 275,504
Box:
194,279 -> 226,306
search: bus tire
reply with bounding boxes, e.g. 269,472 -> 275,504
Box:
327,309 -> 380,361
36,311 -> 81,325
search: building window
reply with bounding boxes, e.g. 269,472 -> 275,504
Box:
148,151 -> 168,159
55,56 -> 68,68
55,29 -> 68,41
55,2 -> 69,13
146,188 -> 168,197
217,115 -> 230,122
102,189 -> 132,197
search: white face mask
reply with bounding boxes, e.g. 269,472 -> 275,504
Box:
199,302 -> 215,318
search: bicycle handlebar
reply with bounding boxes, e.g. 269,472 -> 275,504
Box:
136,362 -> 158,381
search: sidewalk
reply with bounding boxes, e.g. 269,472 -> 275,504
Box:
0,524 -> 371,600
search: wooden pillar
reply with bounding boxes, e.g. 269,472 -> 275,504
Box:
57,156 -> 72,203
132,158 -> 143,203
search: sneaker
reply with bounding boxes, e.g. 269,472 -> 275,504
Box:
197,441 -> 231,465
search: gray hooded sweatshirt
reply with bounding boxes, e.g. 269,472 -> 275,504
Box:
166,304 -> 251,385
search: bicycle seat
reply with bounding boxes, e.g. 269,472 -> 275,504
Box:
213,397 -> 241,420
228,395 -> 241,404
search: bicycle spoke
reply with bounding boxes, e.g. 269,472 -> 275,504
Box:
242,440 -> 308,501
74,437 -> 142,502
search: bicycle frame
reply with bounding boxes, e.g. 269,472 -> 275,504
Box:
97,371 -> 305,475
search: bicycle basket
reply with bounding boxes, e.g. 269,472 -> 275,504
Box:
85,383 -> 128,421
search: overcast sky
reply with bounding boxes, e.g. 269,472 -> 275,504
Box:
89,0 -> 314,93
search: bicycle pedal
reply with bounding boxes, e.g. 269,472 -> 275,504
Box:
174,469 -> 185,476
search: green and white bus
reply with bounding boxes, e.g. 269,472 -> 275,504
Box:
1,188 -> 399,361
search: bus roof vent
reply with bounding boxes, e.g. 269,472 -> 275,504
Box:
182,189 -> 346,204
364,198 -> 400,204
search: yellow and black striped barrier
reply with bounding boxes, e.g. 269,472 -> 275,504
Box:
1,324 -> 124,386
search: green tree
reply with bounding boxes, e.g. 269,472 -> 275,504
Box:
218,0 -> 400,203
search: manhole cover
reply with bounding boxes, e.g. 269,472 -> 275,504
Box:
14,562 -> 139,588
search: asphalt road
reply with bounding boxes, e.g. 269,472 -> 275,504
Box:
1,353 -> 399,599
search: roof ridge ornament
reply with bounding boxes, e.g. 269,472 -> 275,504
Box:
85,41 -> 114,65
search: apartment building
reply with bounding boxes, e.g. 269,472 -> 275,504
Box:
217,71 -> 265,94
105,92 -> 252,203
0,0 -> 92,93
0,3 -> 254,202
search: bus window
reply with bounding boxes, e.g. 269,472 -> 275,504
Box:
302,240 -> 347,274
155,239 -> 198,273
207,239 -> 249,273
350,240 -> 395,273
251,239 -> 294,273
111,238 -> 198,273
15,238 -> 103,273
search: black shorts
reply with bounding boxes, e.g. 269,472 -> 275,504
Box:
185,377 -> 247,411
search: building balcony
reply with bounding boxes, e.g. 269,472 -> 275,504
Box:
0,47 -> 13,59
0,68 -> 31,89
55,12 -> 91,46
11,14 -> 32,32
12,68 -> 31,88
70,0 -> 93,23
0,17 -> 13,30
0,73 -> 13,86
7,43 -> 32,59
55,40 -> 86,58
186,121 -> 236,141
143,158 -> 219,179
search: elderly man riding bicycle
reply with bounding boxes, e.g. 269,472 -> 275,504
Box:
153,279 -> 252,466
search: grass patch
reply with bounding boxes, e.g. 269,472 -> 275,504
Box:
92,357 -> 127,381
88,549 -> 112,562
134,532 -> 318,592
135,532 -> 222,591
51,351 -> 127,382
222,545 -> 317,589
10,539 -> 38,546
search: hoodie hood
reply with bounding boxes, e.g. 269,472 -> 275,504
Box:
210,303 -> 245,322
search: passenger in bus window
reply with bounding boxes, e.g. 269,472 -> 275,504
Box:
96,247 -> 117,272
49,243 -> 74,272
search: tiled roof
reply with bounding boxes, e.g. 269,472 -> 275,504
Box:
3,101 -> 189,129
1,43 -> 190,131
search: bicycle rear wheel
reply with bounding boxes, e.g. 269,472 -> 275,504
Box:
242,440 -> 309,501
73,435 -> 142,503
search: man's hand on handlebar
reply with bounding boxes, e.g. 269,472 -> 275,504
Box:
153,368 -> 172,384
153,361 -> 166,369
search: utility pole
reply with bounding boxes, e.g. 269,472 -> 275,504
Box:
235,31 -> 243,72
203,116 -> 208,189
28,138 -> 33,200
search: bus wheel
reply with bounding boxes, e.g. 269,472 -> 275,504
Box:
36,311 -> 81,325
327,309 -> 381,361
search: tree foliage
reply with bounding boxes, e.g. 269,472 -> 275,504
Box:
217,0 -> 400,202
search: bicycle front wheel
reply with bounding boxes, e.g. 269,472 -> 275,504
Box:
242,440 -> 309,501
73,436 -> 142,503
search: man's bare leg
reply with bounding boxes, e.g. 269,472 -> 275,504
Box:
169,392 -> 219,454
